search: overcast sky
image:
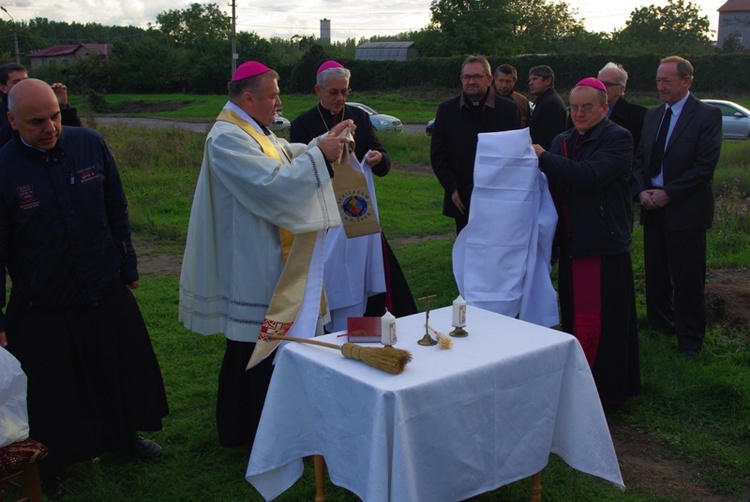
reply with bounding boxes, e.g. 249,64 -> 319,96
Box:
1,0 -> 728,43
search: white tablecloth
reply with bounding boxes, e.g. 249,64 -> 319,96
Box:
246,306 -> 624,501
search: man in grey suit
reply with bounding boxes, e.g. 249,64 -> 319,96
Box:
632,55 -> 722,359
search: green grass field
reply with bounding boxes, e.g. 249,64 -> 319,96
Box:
7,99 -> 750,500
76,91 -> 750,126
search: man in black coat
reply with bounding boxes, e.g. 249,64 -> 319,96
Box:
528,65 -> 567,150
0,79 -> 167,499
430,55 -> 522,234
534,77 -> 640,405
632,56 -> 722,359
598,62 -> 647,151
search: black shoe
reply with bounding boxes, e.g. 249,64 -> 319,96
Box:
42,476 -> 67,500
683,350 -> 697,361
115,433 -> 163,461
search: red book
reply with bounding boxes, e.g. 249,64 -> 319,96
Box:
346,317 -> 381,343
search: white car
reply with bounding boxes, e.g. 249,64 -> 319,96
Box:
702,99 -> 750,140
270,113 -> 290,132
347,102 -> 402,133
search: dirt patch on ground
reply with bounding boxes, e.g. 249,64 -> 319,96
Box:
610,424 -> 746,502
392,161 -> 434,176
705,268 -> 750,333
134,238 -> 182,276
118,100 -> 197,114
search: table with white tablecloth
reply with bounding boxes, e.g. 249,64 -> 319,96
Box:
246,305 -> 624,501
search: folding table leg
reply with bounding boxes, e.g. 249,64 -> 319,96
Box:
314,454 -> 327,502
529,471 -> 542,502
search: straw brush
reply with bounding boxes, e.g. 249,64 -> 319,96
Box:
267,335 -> 413,374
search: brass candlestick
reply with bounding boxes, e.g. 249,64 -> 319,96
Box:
449,326 -> 468,337
417,292 -> 437,346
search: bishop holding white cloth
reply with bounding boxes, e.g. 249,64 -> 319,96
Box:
179,61 -> 351,448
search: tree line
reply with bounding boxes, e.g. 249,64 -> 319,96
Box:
0,0 -> 743,99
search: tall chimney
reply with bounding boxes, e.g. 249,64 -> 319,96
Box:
320,18 -> 331,44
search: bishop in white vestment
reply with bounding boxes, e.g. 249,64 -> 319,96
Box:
179,61 -> 349,448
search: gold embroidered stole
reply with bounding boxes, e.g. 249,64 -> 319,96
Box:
214,109 -> 320,368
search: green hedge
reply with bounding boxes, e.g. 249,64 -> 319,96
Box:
278,53 -> 750,94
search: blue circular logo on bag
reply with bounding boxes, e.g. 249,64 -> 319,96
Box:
342,195 -> 368,218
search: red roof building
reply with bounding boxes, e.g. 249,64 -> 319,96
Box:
26,44 -> 112,70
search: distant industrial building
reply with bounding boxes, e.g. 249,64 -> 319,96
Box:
355,42 -> 418,61
320,19 -> 331,45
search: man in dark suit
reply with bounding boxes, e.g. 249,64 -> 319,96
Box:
598,62 -> 647,151
431,55 -> 521,234
527,65 -> 567,150
631,55 -> 722,359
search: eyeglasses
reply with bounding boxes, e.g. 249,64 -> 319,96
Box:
601,81 -> 623,88
568,104 -> 598,114
460,74 -> 488,82
321,87 -> 351,97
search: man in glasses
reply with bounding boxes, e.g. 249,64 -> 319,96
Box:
431,55 -> 521,234
598,62 -> 647,150
291,61 -> 417,330
292,60 -> 389,175
532,78 -> 641,406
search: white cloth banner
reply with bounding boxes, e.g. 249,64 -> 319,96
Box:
324,151 -> 386,332
453,128 -> 559,327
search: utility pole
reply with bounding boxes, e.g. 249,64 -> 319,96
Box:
0,6 -> 20,63
230,0 -> 237,76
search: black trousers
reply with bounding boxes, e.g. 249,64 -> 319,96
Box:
216,339 -> 275,448
643,209 -> 707,353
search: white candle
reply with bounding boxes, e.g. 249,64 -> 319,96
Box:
452,295 -> 466,327
381,309 -> 397,346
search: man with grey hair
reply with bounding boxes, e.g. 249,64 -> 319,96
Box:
431,55 -> 521,233
533,77 -> 640,405
291,60 -> 417,327
291,60 -> 389,174
494,63 -> 532,127
528,64 -> 567,150
598,62 -> 647,150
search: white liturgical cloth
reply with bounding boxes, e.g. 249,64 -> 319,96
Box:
453,128 -> 559,327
